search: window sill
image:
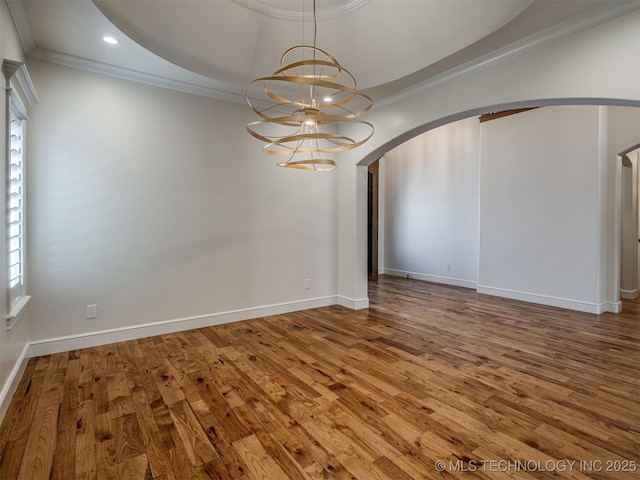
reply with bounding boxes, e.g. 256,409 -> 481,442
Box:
7,295 -> 31,331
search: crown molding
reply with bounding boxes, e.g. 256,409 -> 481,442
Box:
371,1 -> 640,113
7,0 -> 244,104
6,0 -> 36,53
28,48 -> 246,104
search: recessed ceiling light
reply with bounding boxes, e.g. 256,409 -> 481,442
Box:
103,36 -> 119,45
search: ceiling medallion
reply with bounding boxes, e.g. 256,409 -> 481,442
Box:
231,0 -> 370,21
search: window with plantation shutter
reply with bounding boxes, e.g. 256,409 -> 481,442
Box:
8,112 -> 25,312
3,59 -> 38,329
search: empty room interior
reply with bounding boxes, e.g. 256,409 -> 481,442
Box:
0,0 -> 639,479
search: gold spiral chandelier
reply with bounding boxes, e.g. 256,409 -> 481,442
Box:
245,1 -> 373,171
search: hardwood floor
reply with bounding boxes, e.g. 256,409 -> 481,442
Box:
0,275 -> 638,479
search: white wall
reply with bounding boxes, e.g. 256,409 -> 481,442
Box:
382,117 -> 480,288
26,59 -> 338,343
0,0 -> 31,421
381,106 -> 639,313
478,106 -> 603,311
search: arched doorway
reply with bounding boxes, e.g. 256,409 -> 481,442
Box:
335,9 -> 640,312
352,103 -> 640,314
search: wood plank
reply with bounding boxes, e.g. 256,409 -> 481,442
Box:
75,432 -> 97,479
113,413 -> 146,463
6,367 -> 45,445
232,434 -> 290,480
95,412 -> 117,480
131,393 -> 177,480
167,399 -> 219,466
51,356 -> 79,480
115,453 -> 150,480
17,403 -> 59,480
0,437 -> 30,480
0,359 -> 38,449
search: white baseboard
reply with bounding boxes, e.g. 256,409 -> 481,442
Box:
477,285 -> 610,314
27,296 -> 338,358
0,344 -> 30,425
620,289 -> 638,300
384,268 -> 478,290
337,296 -> 369,309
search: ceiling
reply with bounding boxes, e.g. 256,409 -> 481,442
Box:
7,0 -> 638,106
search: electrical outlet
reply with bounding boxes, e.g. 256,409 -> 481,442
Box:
304,278 -> 311,289
86,304 -> 97,319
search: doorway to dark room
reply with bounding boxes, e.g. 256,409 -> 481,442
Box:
367,158 -> 380,280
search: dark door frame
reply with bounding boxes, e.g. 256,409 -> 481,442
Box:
368,159 -> 380,280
